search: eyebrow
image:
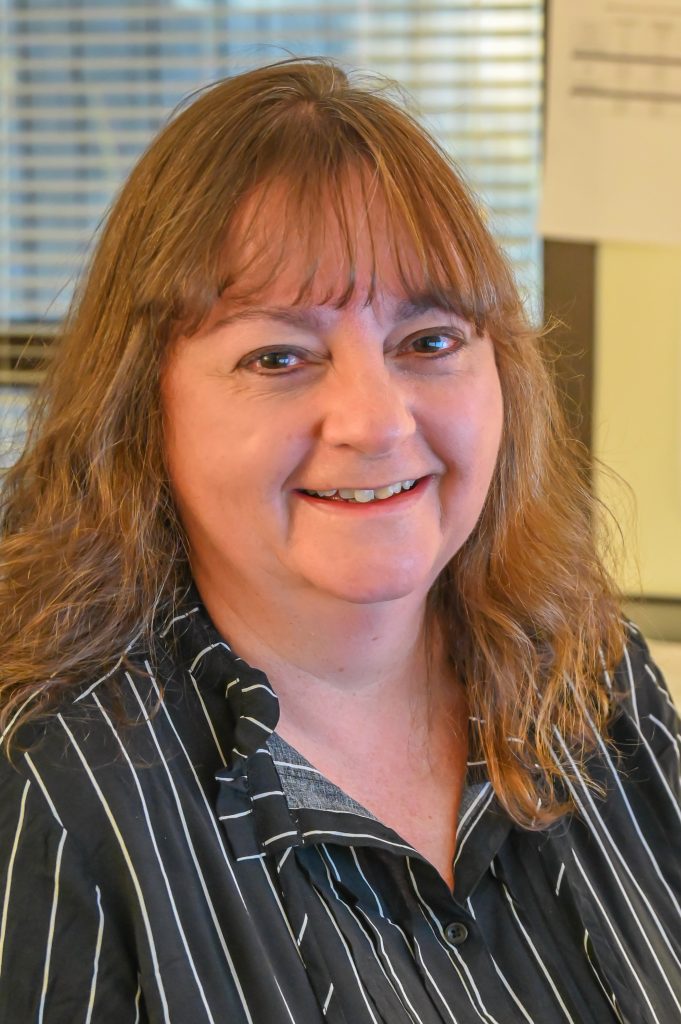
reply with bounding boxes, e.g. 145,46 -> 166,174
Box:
208,293 -> 462,334
209,306 -> 326,334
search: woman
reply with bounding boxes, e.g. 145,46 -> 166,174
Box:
0,59 -> 679,1024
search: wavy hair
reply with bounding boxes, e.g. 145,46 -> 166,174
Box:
0,58 -> 624,825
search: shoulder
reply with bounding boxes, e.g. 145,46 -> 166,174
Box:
609,622 -> 680,755
604,622 -> 681,804
0,636 -> 234,860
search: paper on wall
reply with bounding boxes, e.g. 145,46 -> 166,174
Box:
540,0 -> 681,245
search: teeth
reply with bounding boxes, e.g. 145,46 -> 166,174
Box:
305,479 -> 419,502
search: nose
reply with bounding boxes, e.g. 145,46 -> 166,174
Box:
319,354 -> 416,456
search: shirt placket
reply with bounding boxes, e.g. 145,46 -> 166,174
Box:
265,734 -> 527,1024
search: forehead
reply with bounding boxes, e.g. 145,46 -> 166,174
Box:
214,174 -> 467,321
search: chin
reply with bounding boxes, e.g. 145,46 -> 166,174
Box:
308,563 -> 435,606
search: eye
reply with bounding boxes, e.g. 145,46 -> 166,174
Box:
406,331 -> 465,356
242,348 -> 306,373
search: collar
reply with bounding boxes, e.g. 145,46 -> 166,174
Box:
268,730 -> 512,901
170,594 -> 512,894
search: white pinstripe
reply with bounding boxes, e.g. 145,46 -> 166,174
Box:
140,664 -> 250,912
38,828 -> 67,1024
242,683 -> 277,697
273,974 -> 298,1024
188,670 -> 228,766
354,904 -> 430,1024
571,851 -> 661,1024
411,934 -> 460,1024
581,928 -> 621,1021
57,713 -> 172,1024
350,846 -> 385,918
649,714 -> 680,759
74,629 -> 144,703
0,778 -> 30,977
454,788 -> 495,867
623,645 -> 641,727
645,662 -> 678,711
322,845 -> 341,882
257,857 -> 305,963
320,847 -> 426,1024
311,884 -> 380,1024
302,829 -> 414,852
189,642 -> 232,675
92,693 -> 217,1024
277,847 -> 292,873
243,716 -> 273,733
629,712 -> 681,825
494,864 -> 577,1024
456,783 -> 493,845
159,606 -> 199,637
489,954 -> 536,1024
553,728 -> 681,990
126,673 -> 254,1024
274,761 -> 322,775
0,691 -> 40,746
23,753 -> 64,827
84,885 -> 105,1024
263,830 -> 299,845
407,857 -> 502,1024
133,978 -> 142,1024
466,896 -> 536,1023
562,679 -> 681,920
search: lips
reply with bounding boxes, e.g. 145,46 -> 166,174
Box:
297,477 -> 428,504
300,478 -> 420,503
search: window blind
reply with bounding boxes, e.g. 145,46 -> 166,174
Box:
0,0 -> 543,388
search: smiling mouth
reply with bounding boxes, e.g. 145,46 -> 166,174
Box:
299,478 -> 421,503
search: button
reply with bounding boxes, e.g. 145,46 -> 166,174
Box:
444,921 -> 469,946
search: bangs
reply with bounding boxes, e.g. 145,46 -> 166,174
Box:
164,88 -> 518,337
216,158 -> 513,331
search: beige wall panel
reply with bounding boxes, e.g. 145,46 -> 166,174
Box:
594,244 -> 681,597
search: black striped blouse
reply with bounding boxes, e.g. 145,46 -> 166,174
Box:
1,602 -> 680,1024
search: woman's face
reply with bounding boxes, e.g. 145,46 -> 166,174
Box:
161,199 -> 504,613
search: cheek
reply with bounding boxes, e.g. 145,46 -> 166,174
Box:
479,379 -> 505,468
160,370 -> 231,517
162,388 -> 308,513
441,375 -> 504,479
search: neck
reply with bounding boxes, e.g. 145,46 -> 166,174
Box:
194,568 -> 442,738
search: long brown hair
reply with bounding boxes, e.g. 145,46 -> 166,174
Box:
0,58 -> 624,826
